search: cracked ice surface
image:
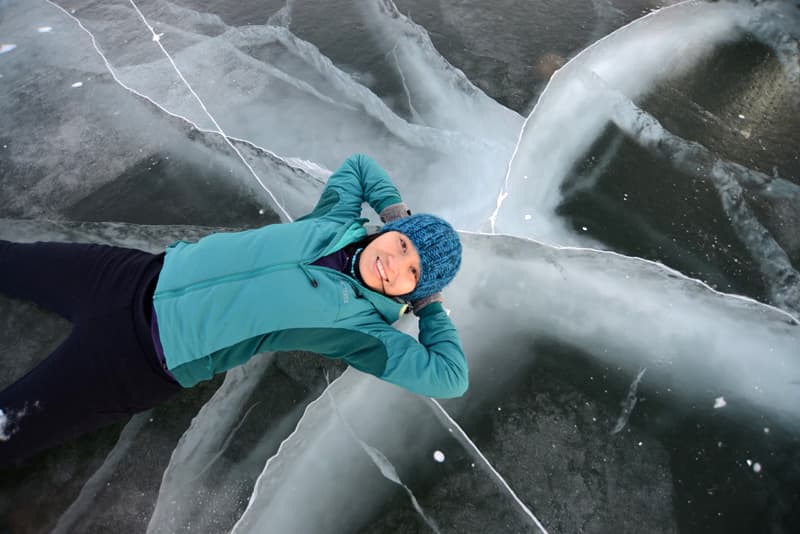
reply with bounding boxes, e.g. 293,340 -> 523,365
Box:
1,0 -> 800,533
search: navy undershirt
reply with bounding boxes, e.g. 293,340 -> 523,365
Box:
311,242 -> 365,284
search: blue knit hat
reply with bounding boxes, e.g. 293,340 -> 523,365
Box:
382,214 -> 462,301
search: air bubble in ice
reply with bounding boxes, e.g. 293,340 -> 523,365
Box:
0,44 -> 17,54
433,450 -> 445,463
71,82 -> 83,88
752,462 -> 762,473
713,396 -> 727,409
37,26 -> 53,33
524,214 -> 532,220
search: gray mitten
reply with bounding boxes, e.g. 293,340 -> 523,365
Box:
411,292 -> 443,315
379,202 -> 411,223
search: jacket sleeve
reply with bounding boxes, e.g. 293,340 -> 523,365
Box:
299,154 -> 403,222
377,302 -> 468,399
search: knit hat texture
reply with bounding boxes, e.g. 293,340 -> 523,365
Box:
382,214 -> 462,301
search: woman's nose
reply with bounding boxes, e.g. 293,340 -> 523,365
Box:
386,252 -> 398,271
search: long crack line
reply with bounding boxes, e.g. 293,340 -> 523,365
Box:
125,0 -> 292,221
486,0 -> 694,233
326,377 -> 441,533
461,228 -> 800,325
44,0 -> 294,222
229,371 -> 348,533
428,399 -> 550,534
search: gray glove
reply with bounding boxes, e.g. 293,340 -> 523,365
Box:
411,293 -> 443,315
379,202 -> 411,223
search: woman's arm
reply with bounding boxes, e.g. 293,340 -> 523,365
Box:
300,154 -> 404,222
376,303 -> 468,399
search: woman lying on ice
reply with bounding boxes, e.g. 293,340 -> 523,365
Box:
0,153 -> 467,467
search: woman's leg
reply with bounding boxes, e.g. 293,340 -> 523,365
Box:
0,328 -> 127,464
0,240 -> 133,320
0,240 -> 181,467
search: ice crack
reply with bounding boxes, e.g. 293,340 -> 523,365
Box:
487,1 -> 694,233
44,0 -> 295,222
125,0 -> 292,222
602,79 -> 800,319
326,377 -> 441,533
428,399 -> 550,534
390,45 -> 425,124
53,412 -> 150,534
611,367 -> 647,435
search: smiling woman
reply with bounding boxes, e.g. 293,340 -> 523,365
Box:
359,230 -> 422,297
0,154 -> 467,468
359,214 -> 462,301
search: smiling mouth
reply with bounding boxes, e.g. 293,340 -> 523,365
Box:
376,257 -> 388,281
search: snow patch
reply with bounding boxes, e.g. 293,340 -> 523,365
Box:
713,396 -> 727,409
37,26 -> 53,33
0,409 -> 9,441
0,405 -> 30,441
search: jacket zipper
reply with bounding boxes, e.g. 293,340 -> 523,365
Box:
154,261 -> 306,299
155,218 -> 365,298
298,263 -> 318,287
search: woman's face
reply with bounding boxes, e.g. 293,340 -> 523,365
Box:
358,231 -> 421,297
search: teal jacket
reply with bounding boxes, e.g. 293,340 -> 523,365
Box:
152,154 -> 468,398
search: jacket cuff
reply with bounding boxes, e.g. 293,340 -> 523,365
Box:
413,296 -> 444,317
380,202 -> 411,223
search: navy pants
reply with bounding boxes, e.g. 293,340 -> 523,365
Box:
0,240 -> 181,468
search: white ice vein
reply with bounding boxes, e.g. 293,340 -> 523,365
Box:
44,0 -> 294,222
428,399 -> 550,534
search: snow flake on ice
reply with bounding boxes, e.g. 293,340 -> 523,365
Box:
0,409 -> 9,441
745,459 -> 763,473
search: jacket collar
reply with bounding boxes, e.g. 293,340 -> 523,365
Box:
324,218 -> 369,256
356,284 -> 408,323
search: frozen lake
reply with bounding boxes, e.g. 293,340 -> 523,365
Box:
1,0 -> 798,532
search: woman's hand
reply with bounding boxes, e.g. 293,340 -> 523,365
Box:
411,292 -> 443,315
379,202 -> 411,223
